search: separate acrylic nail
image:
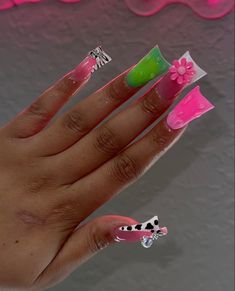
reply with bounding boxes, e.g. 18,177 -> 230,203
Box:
114,216 -> 168,248
126,45 -> 170,87
71,46 -> 112,82
156,51 -> 207,100
166,86 -> 214,130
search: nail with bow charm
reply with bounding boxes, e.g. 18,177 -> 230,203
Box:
114,216 -> 168,248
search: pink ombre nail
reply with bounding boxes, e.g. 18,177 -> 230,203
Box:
70,46 -> 112,82
114,229 -> 152,242
167,86 -> 215,130
114,216 -> 168,248
156,51 -> 207,101
71,56 -> 97,82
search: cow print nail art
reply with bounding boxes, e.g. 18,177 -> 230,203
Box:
119,216 -> 165,235
118,216 -> 168,248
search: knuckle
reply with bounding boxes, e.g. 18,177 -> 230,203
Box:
63,109 -> 88,134
108,81 -> 121,101
47,199 -> 81,230
89,235 -> 108,253
27,100 -> 50,121
110,153 -> 139,183
27,176 -> 49,194
151,128 -> 169,147
140,91 -> 162,115
88,225 -> 110,253
94,125 -> 120,154
151,126 -> 171,148
51,200 -> 79,222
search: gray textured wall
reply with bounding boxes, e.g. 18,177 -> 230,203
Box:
0,1 -> 234,291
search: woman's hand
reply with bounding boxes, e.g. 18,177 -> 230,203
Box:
0,46 -> 212,290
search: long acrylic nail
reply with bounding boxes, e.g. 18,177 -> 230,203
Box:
71,46 -> 112,82
156,51 -> 207,101
114,216 -> 168,248
71,56 -> 97,82
126,46 -> 170,88
166,86 -> 214,130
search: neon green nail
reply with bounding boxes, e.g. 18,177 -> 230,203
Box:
126,46 -> 170,87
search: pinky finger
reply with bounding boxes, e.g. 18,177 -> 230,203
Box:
3,53 -> 97,138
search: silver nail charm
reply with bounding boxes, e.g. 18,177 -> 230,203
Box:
88,46 -> 112,72
119,216 -> 168,249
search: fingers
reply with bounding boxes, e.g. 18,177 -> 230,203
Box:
3,54 -> 97,138
31,45 -> 170,155
51,81 -> 172,184
34,215 -> 138,289
68,87 -> 214,216
71,119 -> 185,213
40,50 -> 207,184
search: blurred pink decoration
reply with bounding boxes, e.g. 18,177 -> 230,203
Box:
125,0 -> 234,19
0,0 -> 40,10
1,0 -> 234,19
0,0 -> 81,10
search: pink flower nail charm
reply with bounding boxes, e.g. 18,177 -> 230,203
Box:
155,51 -> 206,101
170,58 -> 196,85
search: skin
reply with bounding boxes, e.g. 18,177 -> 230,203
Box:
0,65 -> 184,290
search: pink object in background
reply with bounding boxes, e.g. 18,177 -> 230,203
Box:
0,0 -> 81,10
0,0 -> 38,10
1,0 -> 234,17
124,0 -> 234,19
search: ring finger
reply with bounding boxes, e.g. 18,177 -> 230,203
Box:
49,52 -> 203,184
67,87 -> 214,216
31,45 -> 170,156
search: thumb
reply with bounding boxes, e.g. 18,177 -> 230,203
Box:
35,215 -> 138,289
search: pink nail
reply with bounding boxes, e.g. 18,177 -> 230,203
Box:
167,86 -> 214,130
156,51 -> 206,101
71,56 -> 97,82
113,216 -> 168,244
156,72 -> 185,101
114,229 -> 152,242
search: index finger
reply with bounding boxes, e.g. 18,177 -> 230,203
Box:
3,48 -> 100,138
32,45 -> 171,155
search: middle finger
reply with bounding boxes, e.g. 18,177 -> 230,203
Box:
50,52 -> 206,184
32,45 -> 170,156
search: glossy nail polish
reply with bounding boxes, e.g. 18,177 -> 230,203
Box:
126,46 -> 170,87
167,86 -> 214,130
114,216 -> 168,247
70,46 -> 112,82
156,51 -> 207,101
71,56 -> 97,82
